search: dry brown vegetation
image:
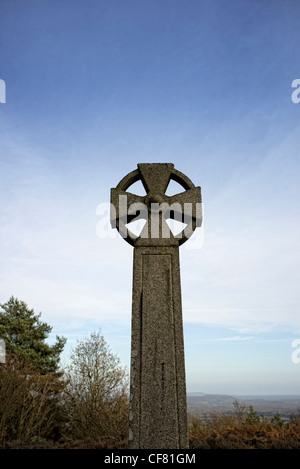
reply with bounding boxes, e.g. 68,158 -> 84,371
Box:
0,354 -> 65,444
188,404 -> 300,449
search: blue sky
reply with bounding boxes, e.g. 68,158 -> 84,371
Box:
1,0 -> 300,395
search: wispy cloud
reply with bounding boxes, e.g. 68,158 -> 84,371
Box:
213,335 -> 255,342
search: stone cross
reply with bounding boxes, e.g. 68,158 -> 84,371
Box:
110,163 -> 202,449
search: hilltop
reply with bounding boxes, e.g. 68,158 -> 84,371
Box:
187,392 -> 300,422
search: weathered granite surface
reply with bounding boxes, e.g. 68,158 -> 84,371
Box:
110,163 -> 202,449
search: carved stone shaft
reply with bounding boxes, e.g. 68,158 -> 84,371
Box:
129,245 -> 188,449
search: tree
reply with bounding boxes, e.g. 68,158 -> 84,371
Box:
270,411 -> 286,428
63,331 -> 129,440
233,400 -> 247,424
0,296 -> 66,374
245,405 -> 260,425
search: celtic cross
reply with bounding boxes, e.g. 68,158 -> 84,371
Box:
110,163 -> 202,449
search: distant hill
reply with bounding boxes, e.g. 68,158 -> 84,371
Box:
187,392 -> 300,422
187,392 -> 236,406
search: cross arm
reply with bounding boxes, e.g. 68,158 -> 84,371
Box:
166,186 -> 202,226
110,188 -> 147,227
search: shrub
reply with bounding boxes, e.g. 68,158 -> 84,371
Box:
245,405 -> 261,425
0,354 -> 65,446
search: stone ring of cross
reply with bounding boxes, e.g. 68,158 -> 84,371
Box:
110,163 -> 202,247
